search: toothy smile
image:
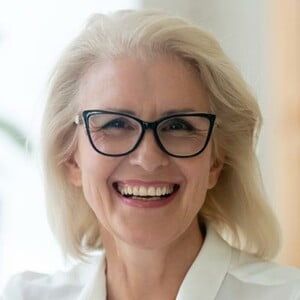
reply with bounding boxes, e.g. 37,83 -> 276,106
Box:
113,182 -> 180,200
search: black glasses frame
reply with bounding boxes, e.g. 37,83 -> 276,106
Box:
75,110 -> 216,158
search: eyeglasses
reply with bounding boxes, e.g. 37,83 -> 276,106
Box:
74,110 -> 216,158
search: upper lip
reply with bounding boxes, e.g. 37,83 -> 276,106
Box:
113,180 -> 180,187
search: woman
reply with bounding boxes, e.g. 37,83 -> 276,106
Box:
2,9 -> 300,300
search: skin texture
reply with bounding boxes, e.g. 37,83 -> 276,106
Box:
66,55 -> 223,300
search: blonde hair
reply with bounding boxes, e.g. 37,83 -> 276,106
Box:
41,9 -> 281,262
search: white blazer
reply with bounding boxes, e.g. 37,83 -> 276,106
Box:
2,224 -> 300,300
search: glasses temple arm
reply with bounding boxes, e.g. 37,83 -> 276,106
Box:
74,114 -> 83,125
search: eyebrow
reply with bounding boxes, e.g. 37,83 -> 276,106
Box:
105,108 -> 137,115
103,107 -> 198,117
160,109 -> 198,117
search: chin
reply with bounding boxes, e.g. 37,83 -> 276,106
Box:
111,220 -> 185,250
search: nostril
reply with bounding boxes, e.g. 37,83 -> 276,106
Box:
128,134 -> 169,170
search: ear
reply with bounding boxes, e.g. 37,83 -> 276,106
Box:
64,152 -> 82,187
208,158 -> 224,189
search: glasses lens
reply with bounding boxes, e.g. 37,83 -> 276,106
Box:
88,113 -> 141,155
157,116 -> 211,156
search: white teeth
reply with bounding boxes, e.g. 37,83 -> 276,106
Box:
148,187 -> 156,196
117,184 -> 175,197
156,187 -> 162,196
139,186 -> 147,196
133,186 -> 139,196
128,186 -> 132,195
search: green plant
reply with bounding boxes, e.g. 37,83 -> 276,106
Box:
0,117 -> 32,153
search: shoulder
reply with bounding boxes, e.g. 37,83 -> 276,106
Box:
221,248 -> 300,299
1,254 -> 103,300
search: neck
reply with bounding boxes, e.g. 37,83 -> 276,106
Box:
102,219 -> 204,300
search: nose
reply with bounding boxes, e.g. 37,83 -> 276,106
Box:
128,130 -> 170,172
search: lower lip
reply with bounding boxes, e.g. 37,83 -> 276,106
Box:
115,189 -> 178,208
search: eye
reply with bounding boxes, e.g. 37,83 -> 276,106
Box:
101,117 -> 132,130
89,114 -> 140,136
161,118 -> 195,131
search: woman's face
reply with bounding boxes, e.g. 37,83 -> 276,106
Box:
67,55 -> 222,249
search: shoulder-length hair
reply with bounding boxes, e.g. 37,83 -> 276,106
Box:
41,9 -> 281,262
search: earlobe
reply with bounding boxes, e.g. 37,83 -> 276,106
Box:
208,159 -> 224,189
65,155 -> 82,187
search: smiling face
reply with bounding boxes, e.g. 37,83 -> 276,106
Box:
66,54 -> 223,250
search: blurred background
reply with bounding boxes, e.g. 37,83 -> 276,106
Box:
0,0 -> 299,291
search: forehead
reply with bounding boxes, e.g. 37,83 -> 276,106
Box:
78,55 -> 210,117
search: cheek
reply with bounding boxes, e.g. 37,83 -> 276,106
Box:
179,155 -> 212,209
79,158 -> 118,228
183,156 -> 211,187
78,146 -> 119,209
78,134 -> 116,185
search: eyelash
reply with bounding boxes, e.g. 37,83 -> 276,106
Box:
161,120 -> 195,131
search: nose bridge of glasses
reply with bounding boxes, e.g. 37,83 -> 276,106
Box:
140,120 -> 162,146
135,120 -> 164,153
141,120 -> 157,131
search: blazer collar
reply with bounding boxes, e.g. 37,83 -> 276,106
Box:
79,223 -> 232,300
176,224 -> 232,299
